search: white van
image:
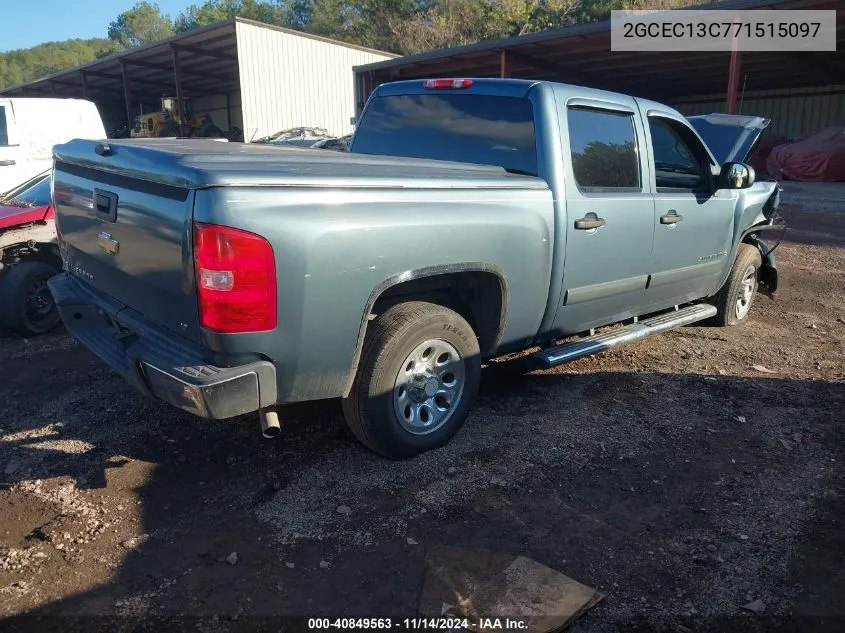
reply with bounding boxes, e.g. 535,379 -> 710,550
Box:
0,98 -> 106,195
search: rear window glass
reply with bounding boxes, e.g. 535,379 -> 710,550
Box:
567,108 -> 640,192
352,94 -> 537,176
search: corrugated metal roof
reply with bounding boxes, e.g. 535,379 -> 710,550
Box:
353,0 -> 830,73
351,0 -> 844,104
0,18 -> 396,100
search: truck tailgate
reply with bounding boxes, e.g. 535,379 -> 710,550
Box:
53,152 -> 199,343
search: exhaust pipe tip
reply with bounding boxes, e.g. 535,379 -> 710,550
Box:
259,407 -> 281,440
262,426 -> 282,439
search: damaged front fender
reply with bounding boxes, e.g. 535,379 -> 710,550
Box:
736,184 -> 786,298
747,233 -> 778,296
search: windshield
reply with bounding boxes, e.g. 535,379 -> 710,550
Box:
352,93 -> 538,176
1,173 -> 51,208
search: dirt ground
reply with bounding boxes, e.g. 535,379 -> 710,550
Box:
1,194 -> 843,633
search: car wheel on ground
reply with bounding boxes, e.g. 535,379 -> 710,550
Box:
0,261 -> 61,335
711,243 -> 762,326
342,301 -> 481,459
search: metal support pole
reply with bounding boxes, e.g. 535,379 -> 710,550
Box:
172,45 -> 184,135
500,49 -> 510,78
225,93 -> 232,131
365,72 -> 374,102
356,73 -> 367,114
121,62 -> 132,130
80,71 -> 89,100
725,39 -> 742,114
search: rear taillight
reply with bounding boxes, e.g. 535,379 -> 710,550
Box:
193,222 -> 276,333
422,78 -> 474,89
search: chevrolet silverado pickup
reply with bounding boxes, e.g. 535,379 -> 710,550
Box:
48,78 -> 784,458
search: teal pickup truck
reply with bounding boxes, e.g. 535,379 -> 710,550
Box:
48,78 -> 784,458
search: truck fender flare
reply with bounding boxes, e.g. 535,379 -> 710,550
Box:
743,232 -> 779,295
714,219 -> 784,296
342,262 -> 509,398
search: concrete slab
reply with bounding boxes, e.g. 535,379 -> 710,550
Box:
419,547 -> 602,633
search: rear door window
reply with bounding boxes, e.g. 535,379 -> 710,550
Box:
352,93 -> 537,176
567,107 -> 641,192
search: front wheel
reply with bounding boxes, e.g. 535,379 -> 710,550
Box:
0,261 -> 61,335
711,244 -> 762,326
342,301 -> 481,459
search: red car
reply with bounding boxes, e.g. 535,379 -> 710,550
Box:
0,171 -> 61,335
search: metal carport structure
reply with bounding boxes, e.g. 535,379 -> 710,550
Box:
1,21 -> 241,135
353,0 -> 844,127
0,19 -> 395,139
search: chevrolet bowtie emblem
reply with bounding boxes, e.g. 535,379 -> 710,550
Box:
97,231 -> 119,256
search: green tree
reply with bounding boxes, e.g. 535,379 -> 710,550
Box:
0,39 -> 122,90
108,2 -> 174,48
174,0 -> 309,32
389,1 -> 583,55
308,0 -> 352,40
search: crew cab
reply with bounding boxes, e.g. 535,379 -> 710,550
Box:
48,79 -> 784,458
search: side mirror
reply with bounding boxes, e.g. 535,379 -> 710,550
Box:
718,161 -> 755,189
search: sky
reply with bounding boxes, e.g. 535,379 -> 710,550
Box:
3,0 -> 197,52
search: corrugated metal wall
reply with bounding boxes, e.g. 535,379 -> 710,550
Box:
672,85 -> 845,141
193,92 -> 243,132
236,22 -> 393,139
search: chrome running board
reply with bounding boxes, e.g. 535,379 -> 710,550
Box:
534,304 -> 717,368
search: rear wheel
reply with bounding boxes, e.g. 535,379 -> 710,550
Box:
342,301 -> 481,459
711,244 -> 762,326
0,261 -> 61,336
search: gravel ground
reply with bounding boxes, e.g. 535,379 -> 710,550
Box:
0,198 -> 843,633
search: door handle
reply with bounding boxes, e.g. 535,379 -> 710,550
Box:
574,216 -> 606,230
0,159 -> 15,166
660,211 -> 683,225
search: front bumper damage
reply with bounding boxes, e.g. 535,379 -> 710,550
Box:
48,273 -> 276,420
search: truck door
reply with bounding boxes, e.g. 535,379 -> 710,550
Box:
0,100 -> 24,195
551,100 -> 655,336
641,113 -> 736,309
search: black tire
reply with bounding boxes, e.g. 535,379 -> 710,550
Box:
711,244 -> 762,326
0,261 -> 61,336
342,301 -> 481,459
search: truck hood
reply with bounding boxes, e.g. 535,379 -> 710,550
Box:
687,114 -> 770,165
0,204 -> 52,231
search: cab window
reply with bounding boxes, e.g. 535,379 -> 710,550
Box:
567,107 -> 641,193
649,117 -> 710,191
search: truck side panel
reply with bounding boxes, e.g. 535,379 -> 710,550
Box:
194,185 -> 555,403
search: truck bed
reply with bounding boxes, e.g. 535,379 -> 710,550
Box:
54,138 -> 549,190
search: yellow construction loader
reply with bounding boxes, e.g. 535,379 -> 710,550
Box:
130,97 -> 224,139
